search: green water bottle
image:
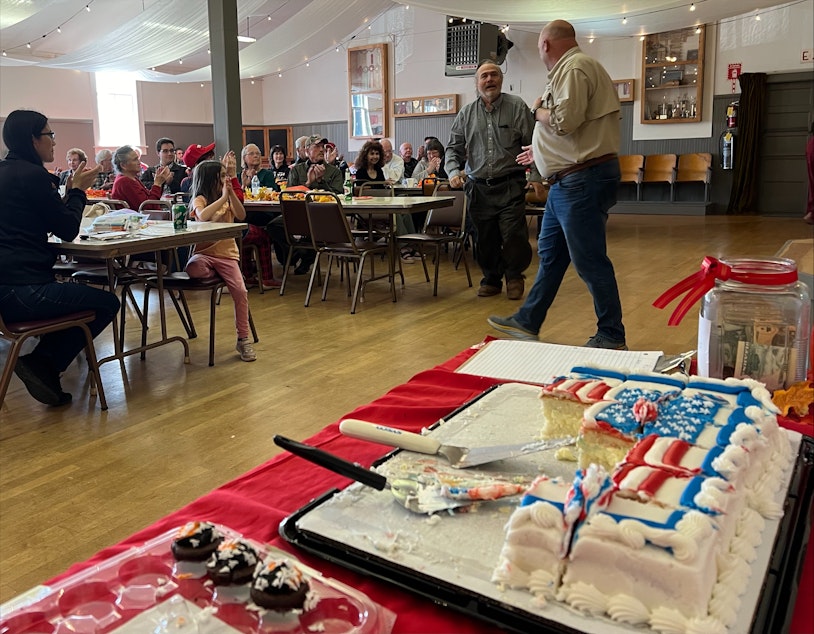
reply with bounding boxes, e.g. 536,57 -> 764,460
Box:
343,170 -> 353,202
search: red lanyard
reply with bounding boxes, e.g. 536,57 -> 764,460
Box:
653,256 -> 798,326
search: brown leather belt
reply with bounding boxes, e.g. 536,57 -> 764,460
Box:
546,153 -> 617,184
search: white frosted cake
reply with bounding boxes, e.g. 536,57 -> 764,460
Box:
494,369 -> 793,634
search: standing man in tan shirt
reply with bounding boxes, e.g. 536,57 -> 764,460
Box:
488,20 -> 627,349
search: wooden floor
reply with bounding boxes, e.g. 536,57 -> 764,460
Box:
1,214 -> 811,603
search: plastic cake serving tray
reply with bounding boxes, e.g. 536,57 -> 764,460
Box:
0,524 -> 394,634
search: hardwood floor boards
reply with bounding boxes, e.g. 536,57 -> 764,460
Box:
1,213 -> 811,602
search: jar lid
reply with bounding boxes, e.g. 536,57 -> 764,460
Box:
654,256 -> 799,326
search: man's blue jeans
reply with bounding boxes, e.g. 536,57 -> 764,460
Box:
513,159 -> 625,342
0,282 -> 119,372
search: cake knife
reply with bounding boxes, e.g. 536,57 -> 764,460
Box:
338,419 -> 576,469
272,435 -> 473,514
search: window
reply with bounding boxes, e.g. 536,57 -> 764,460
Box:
95,72 -> 140,147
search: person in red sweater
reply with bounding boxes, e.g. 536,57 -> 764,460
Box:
111,144 -> 171,210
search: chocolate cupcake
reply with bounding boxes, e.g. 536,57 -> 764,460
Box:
171,521 -> 223,562
250,558 -> 311,611
205,539 -> 259,586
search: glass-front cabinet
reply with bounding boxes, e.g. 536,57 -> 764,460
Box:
641,26 -> 705,123
348,43 -> 388,139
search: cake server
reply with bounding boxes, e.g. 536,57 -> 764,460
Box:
338,419 -> 576,469
273,435 -> 473,514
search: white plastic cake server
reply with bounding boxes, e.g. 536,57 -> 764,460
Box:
339,419 -> 576,469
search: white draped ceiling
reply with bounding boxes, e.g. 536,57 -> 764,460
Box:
0,0 -> 798,81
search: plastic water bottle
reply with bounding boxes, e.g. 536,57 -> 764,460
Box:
251,175 -> 260,197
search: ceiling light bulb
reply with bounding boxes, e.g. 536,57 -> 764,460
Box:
85,4 -> 90,11
178,59 -> 183,64
200,83 -> 204,87
57,26 -> 61,33
588,37 -> 594,43
690,3 -> 696,10
207,49 -> 210,54
335,46 -> 340,52
278,72 -> 282,77
267,15 -> 271,20
2,51 -> 6,56
695,26 -> 701,34
150,67 -> 155,71
26,42 -> 31,48
448,17 -> 453,23
622,16 -> 627,25
640,35 -> 645,41
755,13 -> 761,20
306,62 -> 310,67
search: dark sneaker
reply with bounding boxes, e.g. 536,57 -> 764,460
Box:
487,315 -> 538,341
14,354 -> 71,406
506,277 -> 525,300
477,284 -> 502,297
584,334 -> 628,350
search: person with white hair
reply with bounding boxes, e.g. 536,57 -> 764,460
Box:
293,135 -> 309,165
92,149 -> 115,190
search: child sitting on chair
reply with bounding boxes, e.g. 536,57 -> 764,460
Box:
187,160 -> 256,362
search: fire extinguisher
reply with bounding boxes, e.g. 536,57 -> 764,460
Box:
726,101 -> 738,128
721,130 -> 735,170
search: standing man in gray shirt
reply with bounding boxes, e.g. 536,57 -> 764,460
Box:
447,61 -> 547,300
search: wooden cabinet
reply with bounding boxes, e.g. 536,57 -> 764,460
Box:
641,26 -> 704,124
348,43 -> 388,139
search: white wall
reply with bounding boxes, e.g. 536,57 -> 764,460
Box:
0,66 -> 95,119
139,79 -> 264,124
714,1 -> 814,94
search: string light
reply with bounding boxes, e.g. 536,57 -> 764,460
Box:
2,51 -> 6,56
690,3 -> 696,10
640,35 -> 646,41
588,37 -> 595,43
178,59 -> 183,64
622,16 -> 627,24
755,13 -> 761,20
85,4 -> 90,11
695,26 -> 702,33
26,42 -> 31,48
57,26 -> 61,33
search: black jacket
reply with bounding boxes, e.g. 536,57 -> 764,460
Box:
0,153 -> 87,285
141,161 -> 187,194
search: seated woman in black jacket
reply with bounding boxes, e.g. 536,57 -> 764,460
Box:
353,140 -> 387,187
0,110 -> 120,406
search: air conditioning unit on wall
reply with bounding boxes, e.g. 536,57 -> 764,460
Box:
445,19 -> 513,77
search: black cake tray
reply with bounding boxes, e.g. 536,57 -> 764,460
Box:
280,385 -> 814,634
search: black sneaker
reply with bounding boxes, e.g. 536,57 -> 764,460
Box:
584,334 -> 628,350
14,354 -> 71,406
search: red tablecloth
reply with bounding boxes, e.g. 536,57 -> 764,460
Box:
49,339 -> 813,634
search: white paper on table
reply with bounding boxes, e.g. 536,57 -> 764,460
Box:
456,340 -> 663,384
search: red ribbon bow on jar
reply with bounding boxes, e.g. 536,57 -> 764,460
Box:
653,256 -> 798,326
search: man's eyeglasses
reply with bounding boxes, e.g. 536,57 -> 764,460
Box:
36,131 -> 56,140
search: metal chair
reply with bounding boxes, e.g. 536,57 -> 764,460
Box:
278,191 -> 319,296
304,192 -> 392,313
399,190 -> 473,296
142,273 -> 258,366
0,310 -> 107,409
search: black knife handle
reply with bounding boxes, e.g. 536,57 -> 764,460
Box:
274,435 -> 387,491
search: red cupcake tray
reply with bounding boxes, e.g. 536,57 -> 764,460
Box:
0,525 -> 394,634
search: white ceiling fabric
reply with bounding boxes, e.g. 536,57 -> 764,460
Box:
154,0 -> 396,83
32,0 -> 268,73
395,0 -> 789,38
